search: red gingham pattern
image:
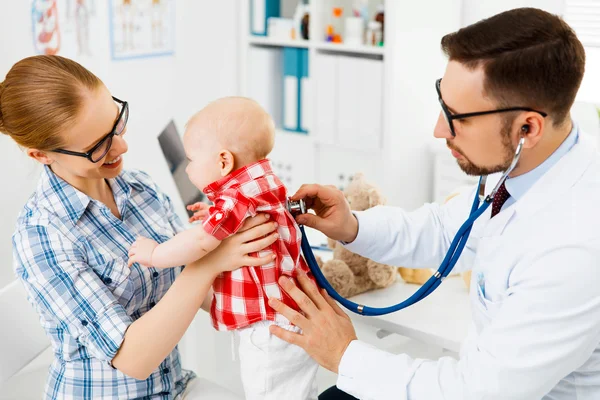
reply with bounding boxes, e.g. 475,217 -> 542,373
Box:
202,159 -> 315,331
491,181 -> 511,218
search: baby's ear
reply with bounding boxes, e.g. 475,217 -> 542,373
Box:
219,150 -> 235,176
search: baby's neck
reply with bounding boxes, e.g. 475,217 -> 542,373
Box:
232,156 -> 266,172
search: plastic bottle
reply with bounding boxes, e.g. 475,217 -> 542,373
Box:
292,2 -> 303,40
366,21 -> 382,46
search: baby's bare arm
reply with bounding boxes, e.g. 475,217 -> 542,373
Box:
151,225 -> 221,268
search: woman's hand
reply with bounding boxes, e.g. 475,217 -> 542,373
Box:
291,184 -> 358,243
194,213 -> 279,276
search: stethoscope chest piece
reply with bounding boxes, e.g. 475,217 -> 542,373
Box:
286,198 -> 307,217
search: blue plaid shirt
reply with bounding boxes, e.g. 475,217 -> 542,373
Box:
13,166 -> 195,399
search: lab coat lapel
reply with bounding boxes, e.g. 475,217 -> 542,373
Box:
480,132 -> 596,236
514,132 -> 596,219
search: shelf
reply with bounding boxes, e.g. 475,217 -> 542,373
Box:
275,129 -> 314,142
247,36 -> 311,49
246,36 -> 385,57
314,42 -> 385,56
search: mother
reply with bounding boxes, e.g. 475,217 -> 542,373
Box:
0,55 -> 278,399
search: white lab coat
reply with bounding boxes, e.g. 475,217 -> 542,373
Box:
337,132 -> 600,399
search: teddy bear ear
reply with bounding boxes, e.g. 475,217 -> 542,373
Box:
353,172 -> 365,182
368,187 -> 386,207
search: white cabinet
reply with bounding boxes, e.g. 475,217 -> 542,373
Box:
337,55 -> 383,151
239,0 -> 463,207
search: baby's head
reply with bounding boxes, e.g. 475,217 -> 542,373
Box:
183,97 -> 275,190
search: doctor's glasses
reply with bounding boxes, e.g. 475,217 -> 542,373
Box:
436,78 -> 547,137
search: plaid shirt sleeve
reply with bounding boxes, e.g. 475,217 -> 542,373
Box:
13,223 -> 133,365
202,189 -> 257,241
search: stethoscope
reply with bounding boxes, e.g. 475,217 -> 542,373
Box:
287,136 -> 526,316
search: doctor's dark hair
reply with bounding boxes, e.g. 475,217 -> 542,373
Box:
0,55 -> 102,150
441,7 -> 585,127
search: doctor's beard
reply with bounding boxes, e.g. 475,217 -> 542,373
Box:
449,124 -> 517,176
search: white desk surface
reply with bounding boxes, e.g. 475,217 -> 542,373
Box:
312,248 -> 472,353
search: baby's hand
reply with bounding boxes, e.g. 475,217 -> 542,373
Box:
128,237 -> 159,267
187,202 -> 210,223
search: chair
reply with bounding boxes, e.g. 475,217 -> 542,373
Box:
0,280 -> 51,399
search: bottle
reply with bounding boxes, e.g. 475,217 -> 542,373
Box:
375,4 -> 384,45
292,2 -> 303,40
301,4 -> 310,40
366,21 -> 382,46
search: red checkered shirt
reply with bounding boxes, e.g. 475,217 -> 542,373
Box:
202,159 -> 315,331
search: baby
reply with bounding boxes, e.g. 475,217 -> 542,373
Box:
128,97 -> 319,400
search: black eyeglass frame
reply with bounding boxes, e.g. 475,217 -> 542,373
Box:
436,78 -> 547,137
53,96 -> 129,163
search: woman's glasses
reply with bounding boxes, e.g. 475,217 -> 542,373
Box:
54,97 -> 129,163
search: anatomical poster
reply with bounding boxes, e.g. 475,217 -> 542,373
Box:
109,0 -> 175,60
31,0 -> 99,58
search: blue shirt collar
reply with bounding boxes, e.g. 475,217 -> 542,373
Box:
504,121 -> 579,201
38,165 -> 141,225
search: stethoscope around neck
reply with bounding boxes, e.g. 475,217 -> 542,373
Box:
286,137 -> 525,316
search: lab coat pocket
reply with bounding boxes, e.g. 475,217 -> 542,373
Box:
473,281 -> 504,330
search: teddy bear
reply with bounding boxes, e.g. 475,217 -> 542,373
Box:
314,173 -> 398,298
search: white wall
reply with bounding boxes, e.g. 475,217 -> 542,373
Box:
577,47 -> 600,104
461,0 -> 564,25
382,0 -> 463,210
0,0 -> 239,288
461,0 -> 600,114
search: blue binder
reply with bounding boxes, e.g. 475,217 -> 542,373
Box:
282,48 -> 309,134
250,0 -> 280,36
298,48 -> 309,134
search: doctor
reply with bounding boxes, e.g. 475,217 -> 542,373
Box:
268,7 -> 600,400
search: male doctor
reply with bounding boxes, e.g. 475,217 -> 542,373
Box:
268,7 -> 600,400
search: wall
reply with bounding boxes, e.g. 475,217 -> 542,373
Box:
462,0 -> 600,112
461,0 -> 564,25
0,0 -> 239,288
382,0 -> 463,210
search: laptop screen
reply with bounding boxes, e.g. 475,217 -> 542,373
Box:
157,120 -> 205,217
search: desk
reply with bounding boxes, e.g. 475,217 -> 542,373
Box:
312,249 -> 471,353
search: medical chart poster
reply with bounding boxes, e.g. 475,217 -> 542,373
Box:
31,0 -> 100,58
109,0 -> 175,60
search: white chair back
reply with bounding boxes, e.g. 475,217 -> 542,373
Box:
0,280 -> 50,384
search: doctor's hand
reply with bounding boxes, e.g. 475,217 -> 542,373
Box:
269,271 -> 357,373
291,184 -> 358,243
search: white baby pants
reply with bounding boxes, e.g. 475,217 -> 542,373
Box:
237,320 -> 319,400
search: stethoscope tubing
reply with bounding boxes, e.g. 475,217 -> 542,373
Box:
299,137 -> 525,316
